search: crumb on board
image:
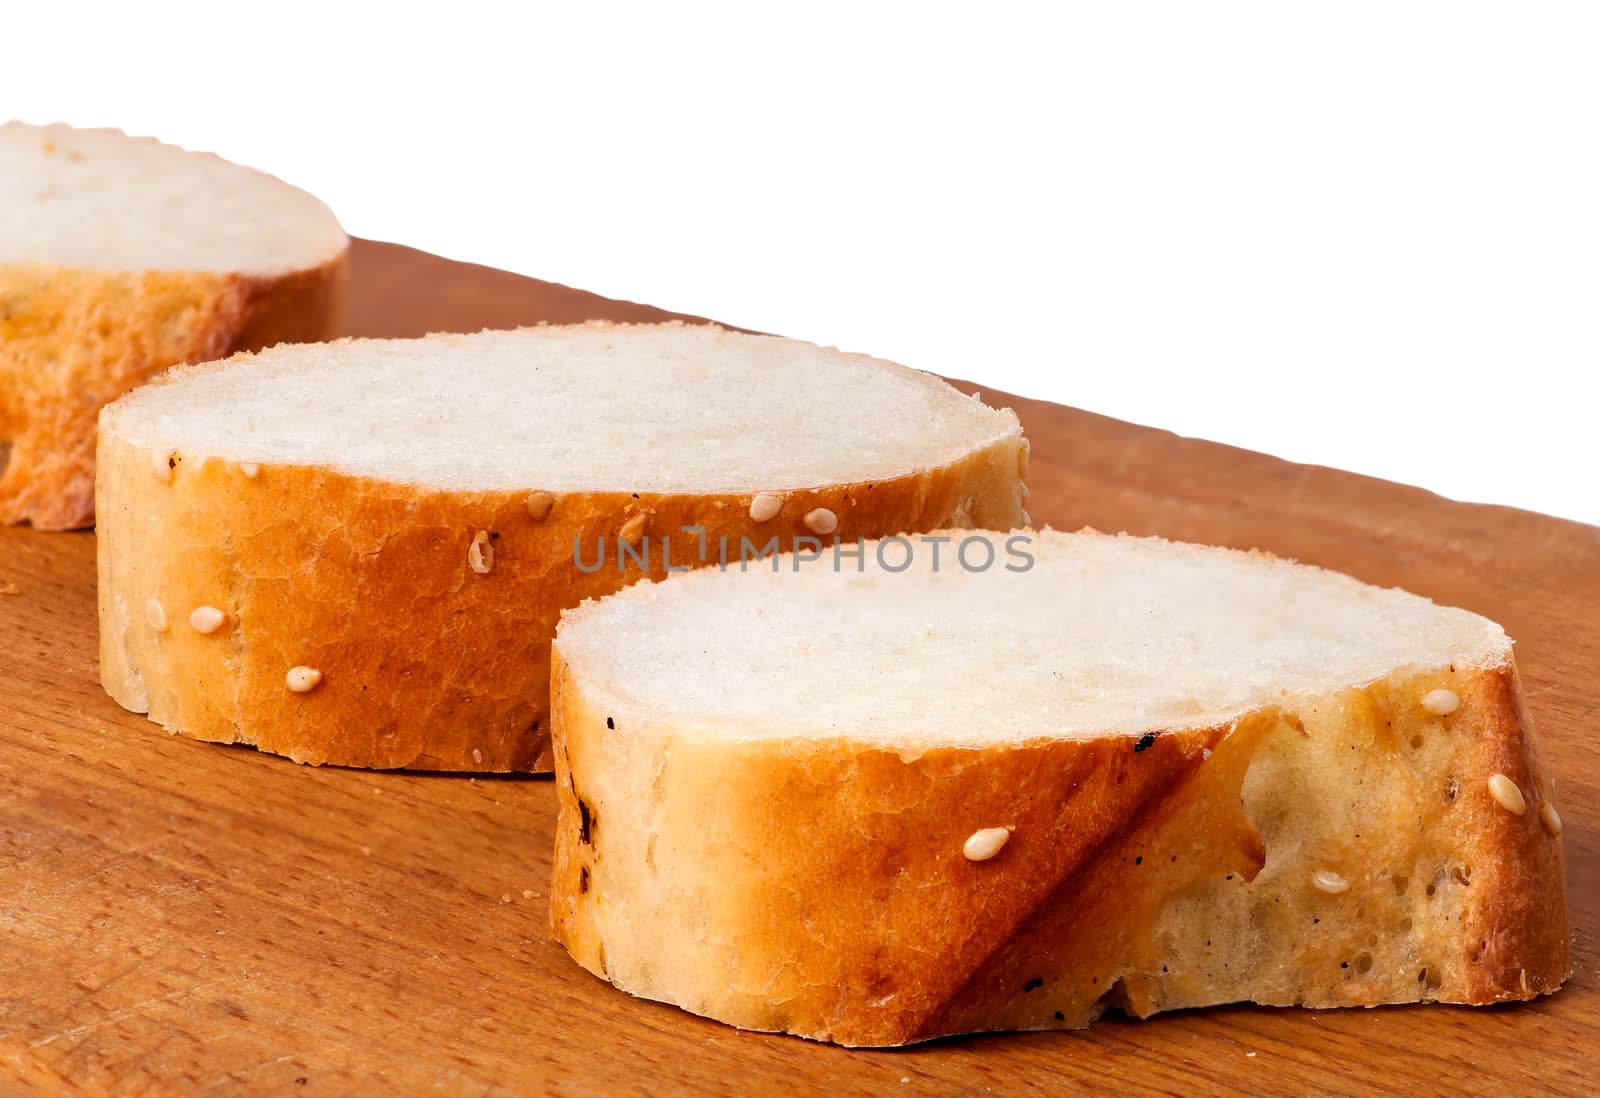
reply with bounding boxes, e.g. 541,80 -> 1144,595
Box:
522,889 -> 535,900
0,581 -> 20,596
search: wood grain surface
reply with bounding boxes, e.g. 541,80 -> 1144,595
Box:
1,239 -> 1593,1096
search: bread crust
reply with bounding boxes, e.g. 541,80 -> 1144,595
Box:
0,256 -> 346,530
548,653 -> 1568,1046
96,410 -> 1026,771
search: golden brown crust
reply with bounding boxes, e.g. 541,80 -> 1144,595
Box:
548,657 -> 1568,1046
96,422 -> 1026,771
1450,663 -> 1569,1001
0,254 -> 346,530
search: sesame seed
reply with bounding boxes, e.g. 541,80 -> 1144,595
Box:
1017,439 -> 1031,479
749,492 -> 783,523
1541,801 -> 1563,837
1311,870 -> 1349,894
963,827 -> 1011,862
803,507 -> 838,535
1020,509 -> 1033,528
472,747 -> 483,766
238,462 -> 259,479
145,598 -> 168,632
620,512 -> 647,544
286,666 -> 322,693
1422,688 -> 1460,716
468,530 -> 495,574
151,451 -> 174,482
188,605 -> 226,634
1488,773 -> 1526,815
1019,482 -> 1030,503
522,889 -> 535,900
526,491 -> 556,520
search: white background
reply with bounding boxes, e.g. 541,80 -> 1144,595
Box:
7,2 -> 1597,523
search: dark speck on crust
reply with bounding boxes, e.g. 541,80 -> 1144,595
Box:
1023,978 -> 1043,993
1053,1010 -> 1065,1021
606,716 -> 615,730
1133,733 -> 1156,753
579,866 -> 590,894
578,798 -> 595,844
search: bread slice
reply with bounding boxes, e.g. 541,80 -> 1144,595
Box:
96,323 -> 1028,771
0,122 -> 347,529
548,529 -> 1569,1046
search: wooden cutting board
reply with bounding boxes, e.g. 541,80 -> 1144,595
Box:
2,240 -> 1594,1096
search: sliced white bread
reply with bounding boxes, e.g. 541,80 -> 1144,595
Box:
0,122 -> 347,529
549,529 -> 1569,1046
97,323 -> 1028,771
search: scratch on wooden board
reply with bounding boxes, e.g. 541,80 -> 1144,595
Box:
218,1052 -> 303,1086
26,837 -> 171,904
28,982 -> 212,1050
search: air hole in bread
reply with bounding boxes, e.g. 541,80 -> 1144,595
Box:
1091,977 -> 1131,1020
0,439 -> 11,482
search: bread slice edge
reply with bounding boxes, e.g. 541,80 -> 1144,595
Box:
0,255 -> 346,529
96,411 -> 1026,770
548,645 -> 1569,1046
